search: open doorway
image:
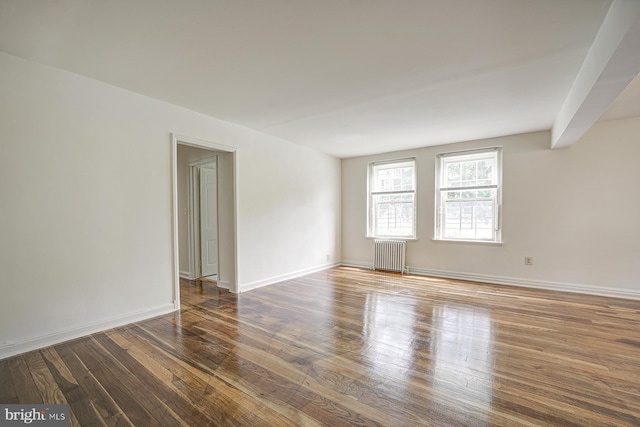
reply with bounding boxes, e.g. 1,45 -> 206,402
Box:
171,134 -> 238,309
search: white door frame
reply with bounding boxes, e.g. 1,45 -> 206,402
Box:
171,133 -> 238,309
188,156 -> 218,279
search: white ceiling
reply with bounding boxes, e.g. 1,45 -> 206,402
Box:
1,0 -> 638,158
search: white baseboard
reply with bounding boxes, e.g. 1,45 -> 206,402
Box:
241,262 -> 341,292
179,270 -> 193,280
341,260 -> 372,270
341,261 -> 640,300
0,303 -> 176,360
405,266 -> 640,300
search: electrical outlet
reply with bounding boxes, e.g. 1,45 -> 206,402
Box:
524,256 -> 533,266
326,254 -> 331,262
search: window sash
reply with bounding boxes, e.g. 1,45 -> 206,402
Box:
371,160 -> 415,193
371,193 -> 415,238
439,191 -> 498,241
440,150 -> 498,191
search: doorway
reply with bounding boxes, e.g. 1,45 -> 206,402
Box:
171,134 -> 238,309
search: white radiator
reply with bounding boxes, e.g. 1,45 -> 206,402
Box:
373,239 -> 406,273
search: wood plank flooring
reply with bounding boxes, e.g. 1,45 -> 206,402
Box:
1,267 -> 639,426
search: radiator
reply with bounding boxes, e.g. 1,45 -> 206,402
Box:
373,239 -> 406,273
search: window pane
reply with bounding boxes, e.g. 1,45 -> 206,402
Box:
443,156 -> 495,188
446,163 -> 460,187
373,193 -> 415,237
477,160 -> 493,186
443,199 -> 494,240
373,164 -> 414,192
461,161 -> 476,184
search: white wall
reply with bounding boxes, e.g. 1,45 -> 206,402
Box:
0,52 -> 341,358
342,120 -> 640,298
237,133 -> 342,290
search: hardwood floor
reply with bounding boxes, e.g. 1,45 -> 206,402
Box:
1,267 -> 639,426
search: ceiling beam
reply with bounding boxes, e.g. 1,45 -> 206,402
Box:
551,0 -> 640,149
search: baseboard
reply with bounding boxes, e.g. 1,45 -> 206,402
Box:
179,270 -> 193,280
241,262 -> 341,292
341,260 -> 372,269
407,266 -> 640,300
0,303 -> 176,360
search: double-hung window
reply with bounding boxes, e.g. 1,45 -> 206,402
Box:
435,147 -> 502,242
368,158 -> 416,239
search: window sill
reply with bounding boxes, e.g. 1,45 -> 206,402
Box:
432,238 -> 503,247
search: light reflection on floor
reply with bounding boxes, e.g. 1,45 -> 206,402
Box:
362,293 -> 417,379
432,304 -> 494,419
362,292 -> 494,422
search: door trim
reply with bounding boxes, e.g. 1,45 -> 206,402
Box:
171,133 -> 238,309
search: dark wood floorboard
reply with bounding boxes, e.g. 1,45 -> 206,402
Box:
1,267 -> 639,426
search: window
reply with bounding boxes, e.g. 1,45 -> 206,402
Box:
435,147 -> 502,242
368,158 -> 416,239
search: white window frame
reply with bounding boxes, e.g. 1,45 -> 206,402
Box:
435,147 -> 502,243
367,158 -> 417,239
